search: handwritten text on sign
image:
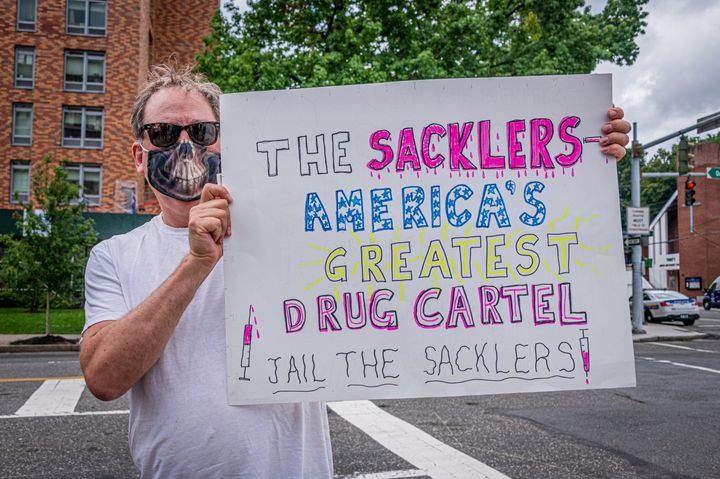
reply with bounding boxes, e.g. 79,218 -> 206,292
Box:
221,75 -> 636,405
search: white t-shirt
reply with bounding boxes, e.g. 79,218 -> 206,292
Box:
84,215 -> 334,478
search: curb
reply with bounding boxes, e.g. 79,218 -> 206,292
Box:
633,333 -> 708,343
0,344 -> 80,353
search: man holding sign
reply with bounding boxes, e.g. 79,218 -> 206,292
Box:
80,65 -> 629,476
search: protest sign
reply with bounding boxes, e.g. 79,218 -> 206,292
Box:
220,74 -> 636,405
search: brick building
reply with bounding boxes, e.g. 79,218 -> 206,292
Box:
647,142 -> 720,297
1,0 -> 218,236
676,142 -> 720,296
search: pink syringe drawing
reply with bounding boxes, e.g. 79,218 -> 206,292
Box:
239,305 -> 256,381
579,329 -> 590,384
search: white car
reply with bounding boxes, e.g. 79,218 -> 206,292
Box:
641,290 -> 700,326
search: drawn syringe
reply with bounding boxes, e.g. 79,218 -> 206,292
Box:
239,305 -> 253,381
579,329 -> 590,384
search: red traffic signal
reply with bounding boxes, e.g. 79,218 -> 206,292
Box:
685,177 -> 697,206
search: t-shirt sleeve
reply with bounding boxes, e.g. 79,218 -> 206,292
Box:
83,241 -> 129,335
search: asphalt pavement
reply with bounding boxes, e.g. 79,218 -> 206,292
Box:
1,329 -> 719,478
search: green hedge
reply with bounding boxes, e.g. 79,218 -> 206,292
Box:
0,308 -> 85,334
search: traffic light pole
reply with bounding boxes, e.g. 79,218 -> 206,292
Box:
630,123 -> 645,334
690,205 -> 694,233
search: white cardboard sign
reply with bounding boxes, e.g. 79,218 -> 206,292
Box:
220,74 -> 636,405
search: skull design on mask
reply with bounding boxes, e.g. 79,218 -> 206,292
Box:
144,139 -> 221,202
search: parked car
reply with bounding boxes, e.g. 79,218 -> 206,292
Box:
633,289 -> 700,326
703,276 -> 720,311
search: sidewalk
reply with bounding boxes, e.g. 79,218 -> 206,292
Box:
631,322 -> 707,343
0,322 -> 709,353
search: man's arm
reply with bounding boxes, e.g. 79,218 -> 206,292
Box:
80,184 -> 232,401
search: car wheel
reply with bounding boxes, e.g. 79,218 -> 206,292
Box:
683,319 -> 695,326
703,300 -> 711,311
644,310 -> 654,323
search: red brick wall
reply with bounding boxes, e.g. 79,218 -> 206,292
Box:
677,143 -> 720,296
151,0 -> 217,67
1,0 -> 217,214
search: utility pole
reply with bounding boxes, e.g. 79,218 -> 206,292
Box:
630,123 -> 645,334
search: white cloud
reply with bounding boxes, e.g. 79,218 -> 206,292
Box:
594,0 -> 720,155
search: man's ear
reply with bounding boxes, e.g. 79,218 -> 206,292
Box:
131,142 -> 145,174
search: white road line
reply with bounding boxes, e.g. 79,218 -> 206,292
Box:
329,400 -> 510,479
696,325 -> 720,328
639,357 -> 720,375
335,469 -> 428,479
14,379 -> 86,417
0,409 -> 129,420
699,317 -> 720,322
646,342 -> 717,353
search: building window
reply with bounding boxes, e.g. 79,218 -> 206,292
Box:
65,164 -> 102,206
12,103 -> 32,146
67,0 -> 106,36
15,46 -> 35,89
64,51 -> 105,92
17,0 -> 36,31
62,107 -> 103,149
10,161 -> 31,204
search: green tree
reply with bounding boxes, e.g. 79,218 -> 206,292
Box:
197,0 -> 648,92
0,157 -> 97,336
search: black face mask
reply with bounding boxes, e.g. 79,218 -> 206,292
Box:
143,139 -> 221,202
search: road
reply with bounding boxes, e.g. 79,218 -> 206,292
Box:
1,335 -> 718,478
686,309 -> 720,337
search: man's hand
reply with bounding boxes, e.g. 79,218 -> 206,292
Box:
600,107 -> 632,160
188,183 -> 233,268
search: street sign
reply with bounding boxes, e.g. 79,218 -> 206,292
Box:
626,207 -> 650,235
697,113 -> 720,134
707,167 -> 720,179
656,253 -> 680,271
624,237 -> 642,247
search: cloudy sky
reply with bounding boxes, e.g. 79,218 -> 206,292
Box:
592,0 -> 720,155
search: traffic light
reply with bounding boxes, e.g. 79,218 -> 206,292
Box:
677,136 -> 695,175
685,176 -> 697,207
678,136 -> 689,174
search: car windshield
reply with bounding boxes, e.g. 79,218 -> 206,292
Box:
652,291 -> 688,300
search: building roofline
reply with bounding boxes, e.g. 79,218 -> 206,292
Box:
649,190 -> 678,229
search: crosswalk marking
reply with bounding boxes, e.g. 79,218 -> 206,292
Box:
329,400 -> 510,479
14,379 -> 87,417
7,380 -> 509,478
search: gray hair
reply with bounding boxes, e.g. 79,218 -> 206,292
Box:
130,64 -> 222,139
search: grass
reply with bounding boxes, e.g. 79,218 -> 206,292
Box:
0,307 -> 85,335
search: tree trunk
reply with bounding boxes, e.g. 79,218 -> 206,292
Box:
45,290 -> 50,336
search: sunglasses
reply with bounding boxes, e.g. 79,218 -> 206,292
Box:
141,122 -> 220,148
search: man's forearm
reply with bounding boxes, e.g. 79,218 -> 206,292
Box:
81,254 -> 216,401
